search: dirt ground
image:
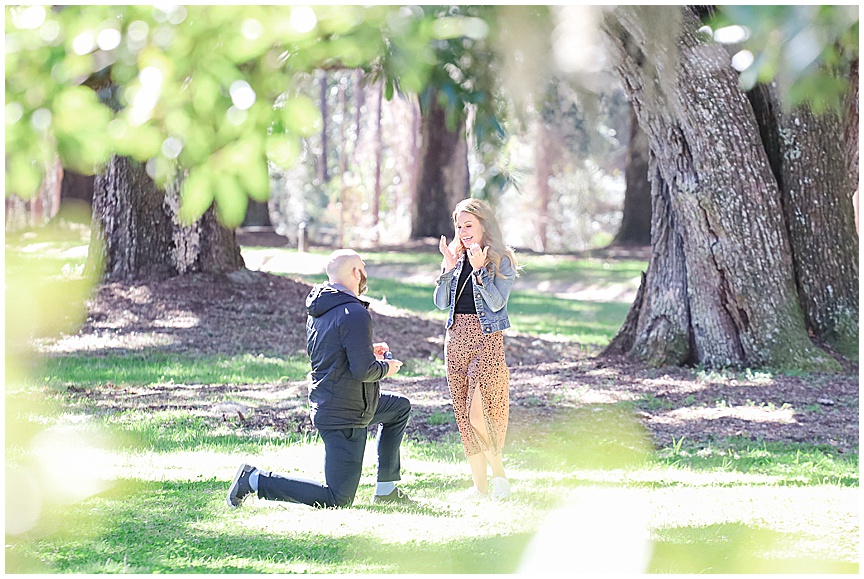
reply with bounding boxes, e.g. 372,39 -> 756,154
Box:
41,262 -> 859,452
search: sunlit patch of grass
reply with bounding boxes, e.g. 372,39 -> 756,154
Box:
7,434 -> 858,574
34,353 -> 311,391
517,254 -> 647,286
289,252 -> 639,346
652,438 -> 858,486
508,290 -> 630,345
291,275 -> 629,346
360,250 -> 444,269
6,405 -> 859,574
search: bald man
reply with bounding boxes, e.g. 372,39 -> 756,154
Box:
228,249 -> 415,508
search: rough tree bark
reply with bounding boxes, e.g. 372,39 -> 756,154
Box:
88,155 -> 245,281
411,89 -> 470,239
748,82 -> 859,357
601,6 -> 837,370
408,97 -> 421,209
844,59 -> 858,232
338,75 -> 350,247
605,158 -> 691,365
611,104 -> 652,246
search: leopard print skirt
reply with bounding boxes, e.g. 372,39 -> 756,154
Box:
445,313 -> 510,457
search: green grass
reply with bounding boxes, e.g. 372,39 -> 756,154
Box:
255,246 -> 648,287
7,240 -> 858,574
7,358 -> 859,573
518,253 -> 647,286
652,439 -> 858,486
6,425 -> 858,573
258,246 -> 644,345
508,289 -> 629,345
296,274 -> 630,346
103,410 -> 318,453
33,353 -> 312,391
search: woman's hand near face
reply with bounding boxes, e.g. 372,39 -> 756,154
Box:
439,235 -> 458,270
467,243 -> 488,271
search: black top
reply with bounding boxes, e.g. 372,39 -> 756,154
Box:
454,255 -> 477,314
305,283 -> 389,429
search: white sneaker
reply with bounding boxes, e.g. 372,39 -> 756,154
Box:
490,477 -> 510,500
454,486 -> 488,502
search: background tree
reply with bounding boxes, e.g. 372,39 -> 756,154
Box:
411,86 -> 471,238
374,5 -> 509,240
610,105 -> 651,246
600,6 -> 854,370
708,5 -> 859,357
5,5 -> 454,275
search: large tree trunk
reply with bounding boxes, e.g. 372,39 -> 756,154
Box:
844,59 -> 858,232
601,6 -> 837,371
605,158 -> 691,365
410,89 -> 470,239
408,96 -> 421,209
611,104 -> 652,246
338,75 -> 350,247
89,155 -> 245,281
748,83 -> 859,357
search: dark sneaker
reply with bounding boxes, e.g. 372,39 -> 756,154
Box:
372,487 -> 416,506
227,463 -> 256,508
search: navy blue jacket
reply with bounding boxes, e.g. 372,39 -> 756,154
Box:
305,283 -> 389,429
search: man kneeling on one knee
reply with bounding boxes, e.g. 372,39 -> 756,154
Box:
228,249 -> 414,508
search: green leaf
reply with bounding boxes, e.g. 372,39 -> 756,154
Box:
213,173 -> 247,227
6,153 -> 44,199
280,95 -> 322,137
265,136 -> 300,169
239,157 -> 270,202
178,168 -> 214,224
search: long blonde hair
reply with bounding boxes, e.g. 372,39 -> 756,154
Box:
447,198 -> 519,277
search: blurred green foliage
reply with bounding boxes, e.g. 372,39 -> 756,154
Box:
711,5 -> 858,112
5,5 -> 504,225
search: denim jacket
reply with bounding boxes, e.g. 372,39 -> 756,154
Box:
434,253 -> 515,334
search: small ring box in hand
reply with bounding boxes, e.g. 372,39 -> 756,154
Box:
384,351 -> 393,360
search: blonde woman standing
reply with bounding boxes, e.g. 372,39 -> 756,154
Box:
434,198 -> 518,500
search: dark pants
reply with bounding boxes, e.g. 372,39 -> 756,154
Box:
256,392 -> 411,508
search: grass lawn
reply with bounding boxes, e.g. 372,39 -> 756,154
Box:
6,401 -> 858,573
6,237 -> 859,574
9,349 -> 859,574
282,248 -> 641,347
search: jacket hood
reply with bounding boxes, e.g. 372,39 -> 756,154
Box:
306,283 -> 366,317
